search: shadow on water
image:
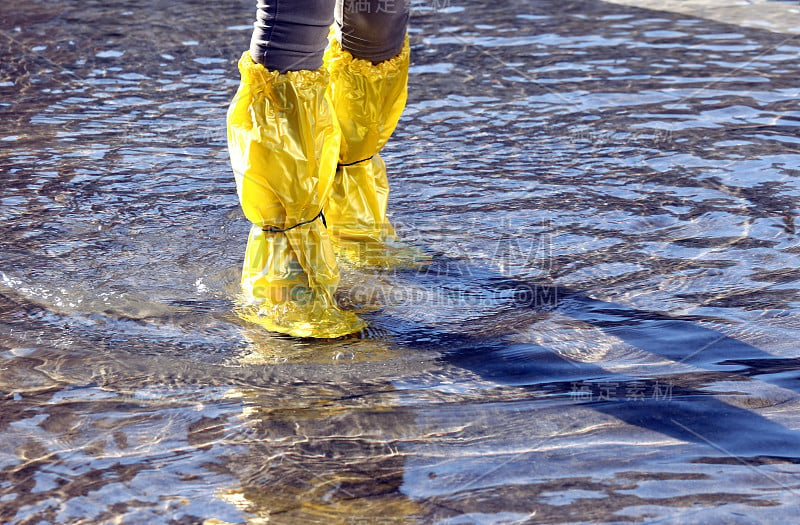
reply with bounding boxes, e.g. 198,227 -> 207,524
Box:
378,258 -> 800,463
117,251 -> 799,524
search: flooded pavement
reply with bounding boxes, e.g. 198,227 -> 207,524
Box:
2,0 -> 800,523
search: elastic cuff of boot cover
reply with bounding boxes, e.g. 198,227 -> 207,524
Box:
324,35 -> 410,82
238,51 -> 331,91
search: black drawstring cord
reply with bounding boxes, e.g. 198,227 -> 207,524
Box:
261,154 -> 375,234
337,155 -> 374,168
262,209 -> 326,234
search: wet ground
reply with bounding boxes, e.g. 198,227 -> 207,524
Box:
2,0 -> 800,523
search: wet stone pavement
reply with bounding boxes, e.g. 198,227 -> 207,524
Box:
1,0 -> 800,523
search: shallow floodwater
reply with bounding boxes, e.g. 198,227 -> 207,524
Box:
2,0 -> 800,523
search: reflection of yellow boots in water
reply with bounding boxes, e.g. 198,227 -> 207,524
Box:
227,52 -> 366,338
324,37 -> 429,269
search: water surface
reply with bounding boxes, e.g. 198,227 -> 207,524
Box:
2,0 -> 800,523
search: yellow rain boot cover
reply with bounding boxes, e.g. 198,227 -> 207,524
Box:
324,37 -> 428,268
227,52 -> 365,338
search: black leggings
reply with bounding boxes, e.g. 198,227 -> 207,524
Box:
249,0 -> 410,72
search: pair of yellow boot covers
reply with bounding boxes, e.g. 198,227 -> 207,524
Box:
227,37 -> 414,338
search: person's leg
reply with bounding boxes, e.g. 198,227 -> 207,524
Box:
324,0 -> 422,267
334,0 -> 410,63
228,0 -> 366,337
249,0 -> 333,71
